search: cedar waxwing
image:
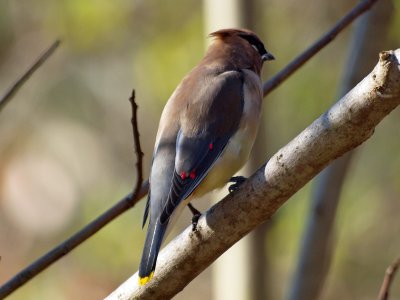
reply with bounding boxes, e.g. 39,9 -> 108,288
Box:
139,28 -> 274,285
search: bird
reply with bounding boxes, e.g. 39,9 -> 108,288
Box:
138,28 -> 274,285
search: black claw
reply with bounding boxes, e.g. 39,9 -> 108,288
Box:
228,176 -> 247,193
191,214 -> 200,232
188,203 -> 202,232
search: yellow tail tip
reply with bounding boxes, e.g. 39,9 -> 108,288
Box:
139,272 -> 154,286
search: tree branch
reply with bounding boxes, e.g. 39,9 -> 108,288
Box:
263,0 -> 379,96
0,92 -> 145,299
0,40 -> 60,113
0,0 -> 379,296
378,256 -> 400,300
106,50 -> 400,299
287,1 -> 394,299
129,90 -> 144,199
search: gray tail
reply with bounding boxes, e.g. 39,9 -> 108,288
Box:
138,219 -> 168,284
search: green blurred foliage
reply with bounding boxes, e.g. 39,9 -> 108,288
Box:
0,0 -> 399,299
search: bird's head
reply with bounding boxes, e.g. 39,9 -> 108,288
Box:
207,28 -> 274,74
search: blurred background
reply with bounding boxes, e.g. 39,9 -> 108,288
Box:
0,0 -> 399,299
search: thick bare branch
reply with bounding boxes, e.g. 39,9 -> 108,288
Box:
0,0 -> 379,296
106,50 -> 400,299
287,1 -> 394,299
0,40 -> 60,113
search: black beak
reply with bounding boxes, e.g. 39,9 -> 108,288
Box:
262,52 -> 275,61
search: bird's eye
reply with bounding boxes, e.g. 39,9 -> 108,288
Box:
239,34 -> 266,57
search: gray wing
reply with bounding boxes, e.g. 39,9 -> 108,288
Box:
139,69 -> 244,279
158,69 -> 245,224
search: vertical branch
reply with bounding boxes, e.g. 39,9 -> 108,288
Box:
129,89 -> 144,198
204,1 -> 261,299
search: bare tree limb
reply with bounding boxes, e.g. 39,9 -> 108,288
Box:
106,50 -> 400,299
378,256 -> 400,300
287,1 -> 394,299
263,0 -> 379,96
0,0 -> 378,296
0,40 -> 60,113
0,91 -> 145,299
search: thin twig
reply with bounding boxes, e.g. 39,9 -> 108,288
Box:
0,0 -> 378,296
0,92 -> 145,299
378,256 -> 400,300
263,0 -> 379,96
0,40 -> 60,113
129,89 -> 144,198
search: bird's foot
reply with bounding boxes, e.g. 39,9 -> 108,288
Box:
228,176 -> 247,193
187,203 -> 202,232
